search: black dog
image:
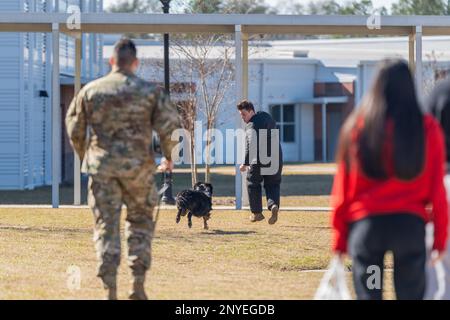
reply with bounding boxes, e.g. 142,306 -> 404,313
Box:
176,182 -> 213,230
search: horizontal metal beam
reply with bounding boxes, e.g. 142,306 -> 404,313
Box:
1,13 -> 450,35
0,24 -> 51,32
0,12 -> 448,27
423,26 -> 450,36
243,25 -> 414,36
60,24 -> 235,34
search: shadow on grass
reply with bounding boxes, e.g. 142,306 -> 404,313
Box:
205,230 -> 257,236
281,225 -> 330,230
0,225 -> 91,234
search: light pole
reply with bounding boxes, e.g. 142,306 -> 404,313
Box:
160,0 -> 176,205
161,0 -> 171,95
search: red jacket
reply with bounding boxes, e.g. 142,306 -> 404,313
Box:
331,115 -> 449,253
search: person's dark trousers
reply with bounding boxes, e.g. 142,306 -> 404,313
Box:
348,213 -> 426,300
247,163 -> 282,214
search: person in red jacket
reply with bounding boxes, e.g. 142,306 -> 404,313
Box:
331,59 -> 448,300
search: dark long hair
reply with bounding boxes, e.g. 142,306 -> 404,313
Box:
336,59 -> 425,180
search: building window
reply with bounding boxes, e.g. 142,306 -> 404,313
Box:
270,104 -> 296,143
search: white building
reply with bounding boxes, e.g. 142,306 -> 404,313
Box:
103,35 -> 450,164
2,25 -> 449,190
0,0 -> 103,190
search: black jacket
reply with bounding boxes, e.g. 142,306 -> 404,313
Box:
244,111 -> 283,166
428,78 -> 450,164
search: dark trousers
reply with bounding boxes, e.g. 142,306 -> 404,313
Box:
247,163 -> 282,214
349,213 -> 426,300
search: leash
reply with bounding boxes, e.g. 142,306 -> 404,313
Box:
152,175 -> 170,232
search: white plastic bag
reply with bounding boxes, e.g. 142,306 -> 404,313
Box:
315,256 -> 352,300
424,223 -> 448,300
431,251 -> 447,300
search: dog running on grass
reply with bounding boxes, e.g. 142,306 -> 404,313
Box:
176,182 -> 213,230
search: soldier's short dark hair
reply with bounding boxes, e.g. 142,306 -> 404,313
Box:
113,38 -> 137,68
237,100 -> 255,112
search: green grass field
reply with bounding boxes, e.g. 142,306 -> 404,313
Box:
0,163 -> 398,300
0,208 -> 395,300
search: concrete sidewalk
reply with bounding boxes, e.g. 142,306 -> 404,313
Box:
0,204 -> 331,212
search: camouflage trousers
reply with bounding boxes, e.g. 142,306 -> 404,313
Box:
88,166 -> 158,281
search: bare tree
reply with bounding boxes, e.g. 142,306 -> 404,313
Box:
140,51 -> 200,187
172,34 -> 235,183
424,51 -> 448,98
178,99 -> 198,187
172,57 -> 199,187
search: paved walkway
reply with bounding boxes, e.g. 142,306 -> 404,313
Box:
0,204 -> 331,211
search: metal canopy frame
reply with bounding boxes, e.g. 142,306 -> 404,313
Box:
1,13 -> 450,35
0,13 -> 438,208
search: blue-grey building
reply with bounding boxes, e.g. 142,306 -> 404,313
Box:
0,0 -> 103,190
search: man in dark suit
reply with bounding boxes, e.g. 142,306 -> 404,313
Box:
237,100 -> 283,224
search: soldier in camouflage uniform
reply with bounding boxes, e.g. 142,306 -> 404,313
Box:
65,38 -> 181,300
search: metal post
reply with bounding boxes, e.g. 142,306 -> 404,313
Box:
235,25 -> 243,210
241,34 -> 249,207
161,0 -> 171,97
415,26 -> 423,102
163,20 -> 170,93
242,35 -> 249,99
28,10 -> 35,188
160,0 -> 175,205
52,22 -> 60,208
408,33 -> 415,72
74,35 -> 82,205
322,102 -> 327,163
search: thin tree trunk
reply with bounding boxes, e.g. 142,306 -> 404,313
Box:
190,129 -> 197,187
205,120 -> 213,183
194,160 -> 198,184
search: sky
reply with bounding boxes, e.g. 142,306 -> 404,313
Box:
102,0 -> 398,12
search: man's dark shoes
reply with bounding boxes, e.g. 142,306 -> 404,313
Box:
268,205 -> 279,225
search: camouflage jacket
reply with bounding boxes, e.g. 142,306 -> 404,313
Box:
65,69 -> 181,177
